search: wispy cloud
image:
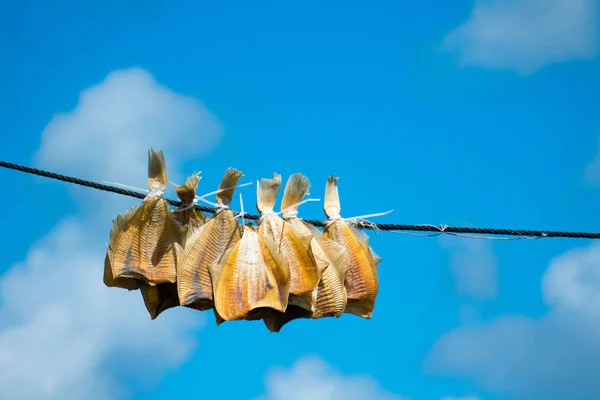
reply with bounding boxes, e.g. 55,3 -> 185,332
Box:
0,68 -> 220,399
426,242 -> 600,399
442,0 -> 598,74
257,356 -> 479,400
35,67 -> 221,188
442,237 -> 498,300
257,356 -> 408,400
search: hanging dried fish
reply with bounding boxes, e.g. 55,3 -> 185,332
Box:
177,168 -> 244,312
212,223 -> 290,321
281,173 -> 350,320
104,206 -> 142,291
173,172 -> 206,228
140,281 -> 180,320
322,176 -> 380,319
256,173 -> 322,332
138,172 -> 207,320
110,149 -> 182,285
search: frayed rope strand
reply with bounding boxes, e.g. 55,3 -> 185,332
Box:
2,159 -> 600,239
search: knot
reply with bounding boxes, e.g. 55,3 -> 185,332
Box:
325,209 -> 393,230
324,214 -> 342,229
214,204 -> 230,215
282,210 -> 299,219
258,208 -> 276,223
231,193 -> 247,228
196,181 -> 254,212
147,188 -> 164,198
172,198 -> 197,213
280,198 -> 320,220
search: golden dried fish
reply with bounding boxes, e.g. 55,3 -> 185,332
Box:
138,172 -> 208,319
110,149 -> 182,285
173,172 -> 206,228
256,173 -> 322,332
213,224 -> 290,321
279,173 -> 349,322
140,279 -> 180,320
177,168 -> 243,312
104,206 -> 142,291
322,176 -> 380,319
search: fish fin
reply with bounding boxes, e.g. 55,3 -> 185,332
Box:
256,173 -> 282,212
216,167 -> 244,206
280,173 -> 310,212
324,175 -> 341,218
147,148 -> 168,192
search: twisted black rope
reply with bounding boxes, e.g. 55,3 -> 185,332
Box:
2,159 -> 600,239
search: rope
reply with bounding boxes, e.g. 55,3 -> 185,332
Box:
2,159 -> 600,239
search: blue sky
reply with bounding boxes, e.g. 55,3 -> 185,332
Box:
1,1 -> 600,399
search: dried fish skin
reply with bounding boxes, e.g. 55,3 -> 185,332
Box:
140,282 -> 179,320
213,225 -> 290,321
140,173 -> 207,320
176,168 -> 244,312
262,305 -> 311,333
350,225 -> 383,269
256,174 -> 321,313
262,234 -> 346,330
281,173 -> 349,319
177,213 -> 240,311
174,172 -> 206,227
258,215 -> 319,311
284,211 -> 349,320
322,176 -> 379,319
111,195 -> 182,284
104,250 -> 142,291
111,149 -> 182,285
104,206 -> 142,290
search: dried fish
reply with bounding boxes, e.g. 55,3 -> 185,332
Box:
110,149 -> 182,285
173,172 -> 206,228
177,168 -> 243,312
140,279 -> 180,320
138,171 -> 208,320
213,224 -> 290,321
256,173 -> 322,332
278,173 -> 349,322
322,176 -> 380,319
103,206 -> 142,291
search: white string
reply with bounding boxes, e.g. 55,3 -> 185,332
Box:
101,181 -> 164,197
171,199 -> 197,213
195,181 -> 253,210
147,188 -> 164,197
169,172 -> 203,213
280,198 -> 321,219
325,209 -> 394,229
232,193 -> 246,228
258,208 -> 277,224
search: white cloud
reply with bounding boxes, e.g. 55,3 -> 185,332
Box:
442,0 -> 598,74
258,356 -> 408,400
0,220 -> 202,400
35,67 -> 221,187
0,68 -> 220,399
442,237 -> 498,300
258,356 -> 477,400
426,242 -> 600,399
